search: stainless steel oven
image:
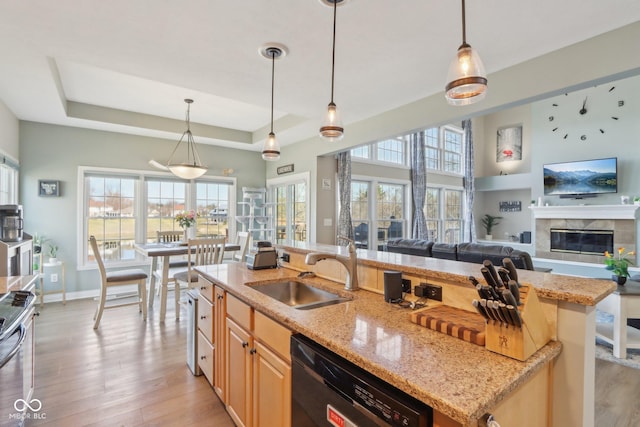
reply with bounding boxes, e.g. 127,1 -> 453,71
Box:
291,334 -> 432,427
0,289 -> 36,427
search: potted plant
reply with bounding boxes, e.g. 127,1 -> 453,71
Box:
481,214 -> 502,240
634,196 -> 640,206
47,242 -> 59,264
604,248 -> 635,285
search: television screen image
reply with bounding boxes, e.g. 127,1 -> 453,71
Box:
543,157 -> 617,197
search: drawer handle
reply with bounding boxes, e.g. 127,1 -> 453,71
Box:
242,341 -> 249,348
200,355 -> 206,360
200,315 -> 207,320
250,348 -> 257,355
217,294 -> 224,300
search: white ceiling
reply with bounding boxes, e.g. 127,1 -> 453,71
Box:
1,0 -> 639,153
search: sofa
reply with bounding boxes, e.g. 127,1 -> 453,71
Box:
385,238 -> 536,270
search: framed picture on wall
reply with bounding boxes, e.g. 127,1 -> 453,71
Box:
496,125 -> 523,162
38,180 -> 60,197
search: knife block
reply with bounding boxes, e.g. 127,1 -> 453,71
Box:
484,285 -> 551,361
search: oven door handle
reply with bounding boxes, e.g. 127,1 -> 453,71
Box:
0,324 -> 26,369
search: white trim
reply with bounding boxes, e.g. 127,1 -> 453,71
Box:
531,205 -> 640,219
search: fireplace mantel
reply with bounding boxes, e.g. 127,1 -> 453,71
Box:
531,205 -> 640,220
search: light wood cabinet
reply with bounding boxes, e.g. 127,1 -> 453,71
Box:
213,285 -> 226,401
224,293 -> 292,427
196,277 -> 215,385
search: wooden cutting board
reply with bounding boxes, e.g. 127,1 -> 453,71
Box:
410,305 -> 486,346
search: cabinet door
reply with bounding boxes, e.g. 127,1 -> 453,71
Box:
197,295 -> 213,342
214,286 -> 226,401
226,317 -> 252,427
197,330 -> 214,384
253,341 -> 291,427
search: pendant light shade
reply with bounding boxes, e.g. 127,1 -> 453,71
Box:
167,99 -> 207,179
445,0 -> 487,106
261,46 -> 283,161
319,0 -> 345,142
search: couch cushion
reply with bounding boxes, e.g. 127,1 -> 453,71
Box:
457,242 -> 513,266
432,243 -> 457,260
385,238 -> 434,257
508,250 -> 535,270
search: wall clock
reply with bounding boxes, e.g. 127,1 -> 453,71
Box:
547,85 -> 625,142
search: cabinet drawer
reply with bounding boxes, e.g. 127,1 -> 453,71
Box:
198,295 -> 214,342
254,311 -> 291,363
226,293 -> 253,331
198,276 -> 214,302
197,330 -> 214,385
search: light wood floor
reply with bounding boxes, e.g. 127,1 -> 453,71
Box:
31,298 -> 640,426
31,298 -> 234,426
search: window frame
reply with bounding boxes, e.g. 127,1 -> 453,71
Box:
424,125 -> 465,177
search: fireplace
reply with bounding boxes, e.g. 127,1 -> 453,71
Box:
550,229 -> 613,255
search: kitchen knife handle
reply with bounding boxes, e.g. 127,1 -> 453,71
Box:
497,268 -> 511,286
502,289 -> 518,308
468,275 -> 480,287
483,260 -> 503,288
480,267 -> 498,289
480,299 -> 496,322
502,258 -> 519,286
473,299 -> 489,321
508,280 -> 520,305
481,285 -> 499,301
506,304 -> 522,328
489,300 -> 507,324
498,302 -> 512,327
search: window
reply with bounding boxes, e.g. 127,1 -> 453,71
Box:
0,163 -> 18,204
424,126 -> 464,175
268,172 -> 309,245
351,179 -> 407,249
350,145 -> 369,159
350,138 -> 406,166
81,167 -> 235,267
424,187 -> 463,244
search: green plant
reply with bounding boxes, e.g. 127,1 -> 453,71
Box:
480,214 -> 502,235
47,242 -> 58,258
604,248 -> 635,277
33,233 -> 48,254
175,210 -> 199,229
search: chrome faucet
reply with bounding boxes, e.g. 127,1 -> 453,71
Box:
305,236 -> 359,291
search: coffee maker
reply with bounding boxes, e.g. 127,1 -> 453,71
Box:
0,205 -> 24,242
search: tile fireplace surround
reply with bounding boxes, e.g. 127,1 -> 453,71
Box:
532,205 -> 640,264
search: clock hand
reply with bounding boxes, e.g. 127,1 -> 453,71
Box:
579,96 -> 588,115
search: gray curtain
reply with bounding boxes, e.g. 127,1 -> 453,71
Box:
337,152 -> 353,245
462,119 -> 476,242
410,133 -> 428,239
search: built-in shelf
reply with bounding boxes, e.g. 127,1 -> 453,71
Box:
530,204 -> 640,220
475,173 -> 532,192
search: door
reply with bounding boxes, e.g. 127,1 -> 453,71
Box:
268,174 -> 308,245
226,317 -> 252,427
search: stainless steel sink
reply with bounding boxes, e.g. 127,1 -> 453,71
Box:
248,280 -> 349,310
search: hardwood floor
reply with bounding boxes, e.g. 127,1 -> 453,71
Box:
31,298 -> 234,426
30,298 -> 640,426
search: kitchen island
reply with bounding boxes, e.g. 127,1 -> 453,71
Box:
197,242 -> 614,426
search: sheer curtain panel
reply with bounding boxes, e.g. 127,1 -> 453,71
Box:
410,133 -> 428,239
337,152 -> 353,245
462,119 -> 476,242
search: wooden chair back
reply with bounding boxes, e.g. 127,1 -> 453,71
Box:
157,230 -> 183,243
234,231 -> 251,262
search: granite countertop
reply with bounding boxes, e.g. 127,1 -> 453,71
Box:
197,263 -> 562,426
280,242 -> 616,306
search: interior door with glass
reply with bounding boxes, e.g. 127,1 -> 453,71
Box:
271,181 -> 307,245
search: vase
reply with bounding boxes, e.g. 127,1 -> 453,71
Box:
612,275 -> 627,285
183,229 -> 188,242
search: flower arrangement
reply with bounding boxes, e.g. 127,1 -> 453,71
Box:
175,210 -> 198,229
604,248 -> 635,278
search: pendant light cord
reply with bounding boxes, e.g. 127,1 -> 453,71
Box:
461,0 -> 467,45
270,50 -> 275,133
329,0 -> 337,103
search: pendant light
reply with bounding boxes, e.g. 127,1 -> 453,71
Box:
167,99 -> 207,179
445,0 -> 487,106
319,0 -> 344,142
261,45 -> 284,161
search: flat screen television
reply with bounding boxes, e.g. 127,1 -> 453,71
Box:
543,157 -> 617,198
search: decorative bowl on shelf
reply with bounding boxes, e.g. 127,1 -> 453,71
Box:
235,216 -> 251,224
255,216 -> 270,225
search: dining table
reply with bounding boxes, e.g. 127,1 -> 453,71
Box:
134,242 -> 240,322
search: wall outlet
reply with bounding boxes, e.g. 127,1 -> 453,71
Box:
420,282 -> 442,301
401,278 -> 411,293
51,273 -> 58,283
281,252 -> 290,263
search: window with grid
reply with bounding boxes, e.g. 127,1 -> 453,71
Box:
350,145 -> 369,159
271,178 -> 307,244
376,183 -> 405,244
146,179 -> 187,242
424,187 -> 463,243
376,139 -> 404,164
351,181 -> 369,248
86,174 -> 138,263
424,126 -> 463,174
196,181 -> 231,238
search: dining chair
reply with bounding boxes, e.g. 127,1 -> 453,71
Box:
172,237 -> 226,318
156,230 -> 183,244
89,236 -> 148,329
153,230 -> 190,297
226,231 -> 251,263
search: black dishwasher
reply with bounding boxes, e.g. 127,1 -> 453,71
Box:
291,334 -> 432,427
